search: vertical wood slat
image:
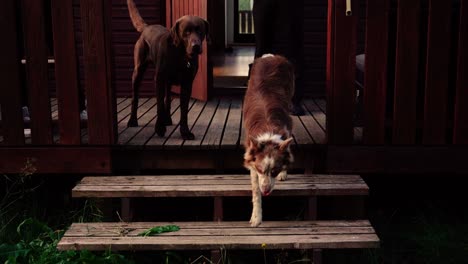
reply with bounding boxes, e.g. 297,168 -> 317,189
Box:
423,0 -> 452,145
104,0 -> 118,143
326,0 -> 358,144
392,0 -> 421,144
363,0 -> 390,145
326,0 -> 335,145
80,0 -> 116,144
51,0 -> 81,145
454,0 -> 468,144
166,0 -> 172,28
0,0 -> 25,145
22,0 -> 53,145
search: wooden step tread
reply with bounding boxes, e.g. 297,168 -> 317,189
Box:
73,174 -> 368,198
57,220 -> 379,251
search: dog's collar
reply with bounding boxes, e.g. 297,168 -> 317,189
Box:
186,61 -> 191,68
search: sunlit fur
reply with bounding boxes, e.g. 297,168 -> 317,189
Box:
243,55 -> 295,227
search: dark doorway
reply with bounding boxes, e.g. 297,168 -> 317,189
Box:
233,0 -> 254,43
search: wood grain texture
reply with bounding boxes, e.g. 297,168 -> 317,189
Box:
80,0 -> 115,144
423,0 -> 452,145
392,0 -> 420,144
0,147 -> 111,173
0,0 -> 25,145
57,220 -> 379,251
72,174 -> 368,198
326,0 -> 358,144
454,0 -> 468,144
51,0 -> 82,145
363,0 -> 390,145
22,0 -> 53,145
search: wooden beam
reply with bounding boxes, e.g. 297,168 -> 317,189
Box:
328,145 -> 468,174
454,0 -> 468,144
326,0 -> 358,144
22,0 -> 53,144
363,0 -> 390,144
57,221 -> 380,251
80,0 -> 116,144
0,147 -> 111,174
392,0 -> 420,144
0,0 -> 25,145
51,0 -> 81,145
423,0 -> 452,144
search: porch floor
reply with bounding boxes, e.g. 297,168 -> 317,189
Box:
115,97 -> 329,150
0,97 -> 365,148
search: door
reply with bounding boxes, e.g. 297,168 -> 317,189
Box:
166,0 -> 209,101
234,0 -> 254,43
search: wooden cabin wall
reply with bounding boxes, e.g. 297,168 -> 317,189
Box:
72,0 -> 165,98
25,0 -> 364,98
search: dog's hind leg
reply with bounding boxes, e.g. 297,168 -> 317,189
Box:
163,83 -> 173,125
179,81 -> 195,140
155,79 -> 167,137
249,169 -> 263,227
128,37 -> 148,127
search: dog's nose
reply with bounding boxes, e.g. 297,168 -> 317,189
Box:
192,44 -> 201,54
261,186 -> 271,196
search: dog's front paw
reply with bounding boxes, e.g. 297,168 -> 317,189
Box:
249,212 -> 262,227
164,115 -> 173,126
180,127 -> 195,140
155,123 -> 166,137
276,171 -> 288,181
127,117 -> 138,127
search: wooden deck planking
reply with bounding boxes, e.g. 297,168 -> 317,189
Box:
73,174 -> 368,198
58,220 -> 379,251
1,97 -> 330,147
292,116 -> 314,146
164,100 -> 205,148
118,99 -> 157,144
182,100 -> 219,149
298,101 -> 326,144
117,98 -> 151,128
221,99 -> 242,149
146,99 -> 185,147
201,98 -> 231,148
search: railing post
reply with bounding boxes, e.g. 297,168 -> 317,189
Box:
80,0 -> 117,145
363,0 -> 390,145
22,0 -> 53,145
326,0 -> 358,144
454,0 -> 468,144
0,0 -> 25,145
51,0 -> 81,145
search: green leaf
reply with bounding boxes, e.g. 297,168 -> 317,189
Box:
137,225 -> 180,237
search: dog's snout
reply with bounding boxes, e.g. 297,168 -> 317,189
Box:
261,185 -> 272,196
192,44 -> 201,54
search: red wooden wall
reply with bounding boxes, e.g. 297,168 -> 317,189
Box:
328,0 -> 468,145
73,0 -> 165,98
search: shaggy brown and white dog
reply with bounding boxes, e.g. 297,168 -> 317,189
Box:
243,54 -> 295,227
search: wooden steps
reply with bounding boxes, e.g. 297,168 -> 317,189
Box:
57,220 -> 379,251
59,173 -> 379,257
72,174 -> 369,198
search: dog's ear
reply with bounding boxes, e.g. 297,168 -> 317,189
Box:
203,19 -> 211,44
279,137 -> 293,151
171,19 -> 182,47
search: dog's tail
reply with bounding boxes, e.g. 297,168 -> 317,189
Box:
127,0 -> 147,32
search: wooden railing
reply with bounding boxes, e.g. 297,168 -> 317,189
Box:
239,10 -> 254,34
0,0 -> 115,173
327,0 -> 468,145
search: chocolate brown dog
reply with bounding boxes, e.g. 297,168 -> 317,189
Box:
126,0 -> 209,139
